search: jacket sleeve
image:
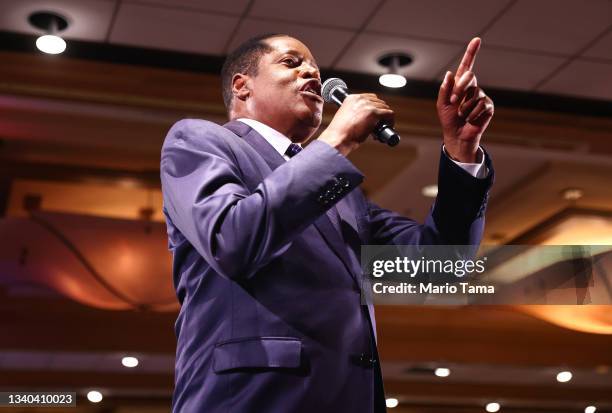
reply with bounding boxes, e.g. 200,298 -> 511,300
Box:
367,147 -> 494,248
160,119 -> 364,280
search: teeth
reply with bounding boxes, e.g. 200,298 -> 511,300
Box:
302,85 -> 320,96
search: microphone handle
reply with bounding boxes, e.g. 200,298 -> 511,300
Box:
330,87 -> 400,147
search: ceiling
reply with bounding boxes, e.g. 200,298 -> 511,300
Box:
0,1 -> 611,412
0,0 -> 611,101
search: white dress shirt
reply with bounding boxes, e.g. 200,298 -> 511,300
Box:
238,118 -> 298,161
237,118 -> 487,178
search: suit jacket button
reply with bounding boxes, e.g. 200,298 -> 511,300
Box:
358,353 -> 376,368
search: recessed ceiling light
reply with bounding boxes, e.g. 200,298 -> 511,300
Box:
121,356 -> 139,368
377,53 -> 412,88
561,188 -> 583,201
485,402 -> 500,412
386,398 -> 399,408
87,390 -> 103,403
434,367 -> 451,377
421,184 -> 438,198
556,370 -> 573,383
28,11 -> 69,55
35,35 -> 66,54
379,73 -> 407,88
585,406 -> 596,413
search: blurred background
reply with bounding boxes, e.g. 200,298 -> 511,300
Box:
0,0 -> 611,411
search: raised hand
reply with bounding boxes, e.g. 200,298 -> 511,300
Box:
437,37 -> 494,163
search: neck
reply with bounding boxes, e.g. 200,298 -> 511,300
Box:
231,110 -> 314,143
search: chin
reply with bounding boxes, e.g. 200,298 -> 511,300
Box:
298,107 -> 322,127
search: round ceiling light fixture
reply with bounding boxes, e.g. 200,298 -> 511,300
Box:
86,390 -> 103,403
121,356 -> 139,368
556,370 -> 573,383
377,52 -> 412,88
28,11 -> 69,54
561,187 -> 583,201
434,367 -> 451,377
485,402 -> 501,412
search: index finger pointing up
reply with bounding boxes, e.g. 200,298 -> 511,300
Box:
456,37 -> 481,79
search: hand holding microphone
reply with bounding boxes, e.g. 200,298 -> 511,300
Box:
318,78 -> 400,156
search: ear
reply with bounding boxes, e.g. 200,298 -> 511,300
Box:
231,73 -> 250,102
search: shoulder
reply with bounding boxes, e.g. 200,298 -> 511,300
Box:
162,119 -> 245,159
164,119 -> 234,146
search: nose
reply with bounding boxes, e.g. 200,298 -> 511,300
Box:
300,62 -> 320,80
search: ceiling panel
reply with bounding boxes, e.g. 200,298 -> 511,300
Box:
109,3 -> 240,55
582,29 -> 612,61
228,18 -> 354,67
249,0 -> 378,30
335,33 -> 462,80
0,0 -> 115,41
484,0 -> 612,55
123,0 -> 250,15
537,60 -> 612,101
444,48 -> 566,91
367,0 -> 512,41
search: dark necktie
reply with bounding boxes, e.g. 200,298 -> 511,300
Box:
285,143 -> 302,158
284,143 -> 343,235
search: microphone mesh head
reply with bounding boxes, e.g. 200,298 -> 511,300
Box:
321,78 -> 347,103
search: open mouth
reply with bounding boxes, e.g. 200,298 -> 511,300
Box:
299,80 -> 323,101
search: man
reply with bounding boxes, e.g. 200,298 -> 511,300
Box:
161,34 -> 494,412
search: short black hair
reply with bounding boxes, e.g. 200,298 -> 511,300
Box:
220,33 -> 285,111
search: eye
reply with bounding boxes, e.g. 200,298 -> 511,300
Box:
282,57 -> 299,67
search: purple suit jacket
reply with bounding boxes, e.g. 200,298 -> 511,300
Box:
160,119 -> 494,412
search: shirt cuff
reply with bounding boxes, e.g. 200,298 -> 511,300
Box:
442,145 -> 488,179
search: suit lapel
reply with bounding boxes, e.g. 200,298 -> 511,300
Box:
223,120 -> 360,284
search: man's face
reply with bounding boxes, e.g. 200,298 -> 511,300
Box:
245,36 -> 323,140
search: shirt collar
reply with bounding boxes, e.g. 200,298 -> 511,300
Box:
237,118 -> 300,158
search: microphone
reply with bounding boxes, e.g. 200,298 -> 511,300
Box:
321,78 -> 400,147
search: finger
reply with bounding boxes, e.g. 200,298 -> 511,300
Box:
374,108 -> 395,124
437,71 -> 455,107
367,97 -> 390,106
451,71 -> 477,104
368,101 -> 391,112
466,99 -> 491,123
471,98 -> 494,123
357,94 -> 388,107
456,37 -> 481,79
374,107 -> 394,116
458,87 -> 485,117
361,93 -> 380,99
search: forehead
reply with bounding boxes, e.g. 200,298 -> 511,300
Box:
264,36 -> 316,62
